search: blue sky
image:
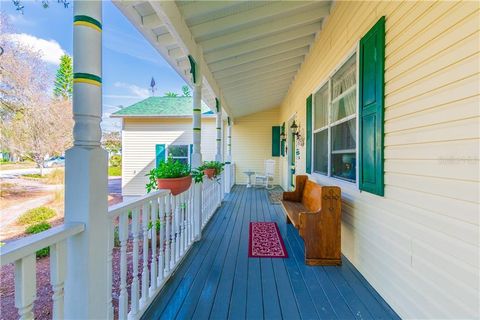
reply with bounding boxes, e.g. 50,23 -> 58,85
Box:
2,0 -> 187,131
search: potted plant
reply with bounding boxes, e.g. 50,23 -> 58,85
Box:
200,161 -> 225,179
146,157 -> 192,195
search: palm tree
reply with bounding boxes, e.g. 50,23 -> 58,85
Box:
164,92 -> 178,97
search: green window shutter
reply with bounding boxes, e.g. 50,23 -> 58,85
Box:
359,17 -> 385,196
272,126 -> 280,157
155,144 -> 166,168
281,123 -> 285,157
306,94 -> 313,174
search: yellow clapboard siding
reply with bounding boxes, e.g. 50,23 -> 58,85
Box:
122,118 -> 217,196
275,1 -> 480,318
232,108 -> 280,185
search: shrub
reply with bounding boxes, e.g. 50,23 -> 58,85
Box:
110,155 -> 122,167
17,207 -> 56,225
108,166 -> 121,176
25,222 -> 51,258
25,221 -> 51,234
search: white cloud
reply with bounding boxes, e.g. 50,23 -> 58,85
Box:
8,14 -> 36,27
114,82 -> 150,99
8,33 -> 65,65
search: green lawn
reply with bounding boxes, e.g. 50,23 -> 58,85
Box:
108,166 -> 121,176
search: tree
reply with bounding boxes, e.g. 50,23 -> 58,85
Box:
0,14 -> 49,119
102,131 -> 121,155
1,98 -> 73,174
164,92 -> 178,97
182,85 -> 191,97
53,54 -> 73,100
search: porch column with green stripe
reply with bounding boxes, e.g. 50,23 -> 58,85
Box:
225,117 -> 233,193
190,56 -> 203,241
215,98 -> 223,162
65,1 -> 109,319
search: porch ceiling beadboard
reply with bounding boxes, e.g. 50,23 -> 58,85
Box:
113,1 -> 332,118
279,1 -> 480,319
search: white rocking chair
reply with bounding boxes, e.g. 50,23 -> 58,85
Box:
254,160 -> 275,189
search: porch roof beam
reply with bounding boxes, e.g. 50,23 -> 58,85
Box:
219,65 -> 300,87
226,87 -> 289,101
190,2 -> 312,40
214,56 -> 304,80
147,1 -> 234,119
179,1 -> 244,21
199,3 -> 329,52
209,36 -> 313,73
223,78 -> 294,94
203,22 -> 321,63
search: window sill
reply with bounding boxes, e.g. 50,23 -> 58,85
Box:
309,172 -> 360,194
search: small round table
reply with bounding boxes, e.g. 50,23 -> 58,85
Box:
243,171 -> 255,188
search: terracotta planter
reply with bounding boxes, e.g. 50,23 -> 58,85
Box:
156,175 -> 192,196
203,168 -> 216,179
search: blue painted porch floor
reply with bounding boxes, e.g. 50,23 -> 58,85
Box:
143,185 -> 400,320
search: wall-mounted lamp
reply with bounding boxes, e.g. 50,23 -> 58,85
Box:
290,120 -> 299,136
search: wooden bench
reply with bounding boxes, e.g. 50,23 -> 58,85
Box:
281,175 -> 342,266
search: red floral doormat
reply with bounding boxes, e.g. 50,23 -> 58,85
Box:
248,222 -> 288,258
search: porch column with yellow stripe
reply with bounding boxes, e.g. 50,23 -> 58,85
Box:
64,1 -> 110,319
225,118 -> 232,193
190,58 -> 203,241
215,99 -> 224,199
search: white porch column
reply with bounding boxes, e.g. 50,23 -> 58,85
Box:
64,1 -> 109,318
190,58 -> 203,241
225,118 -> 232,193
215,99 -> 224,199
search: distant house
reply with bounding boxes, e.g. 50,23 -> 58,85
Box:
111,96 -> 218,198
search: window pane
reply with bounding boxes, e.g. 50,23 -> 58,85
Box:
331,119 -> 356,152
175,158 -> 188,165
331,153 -> 356,181
332,90 -> 356,122
313,130 -> 328,174
168,145 -> 188,157
314,84 -> 328,129
332,54 -> 356,100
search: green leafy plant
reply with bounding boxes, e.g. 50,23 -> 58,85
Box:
17,206 -> 56,225
146,157 -> 191,193
109,155 -> 122,167
201,161 -> 225,175
25,222 -> 52,258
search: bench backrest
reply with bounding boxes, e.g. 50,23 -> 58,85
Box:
301,180 -> 323,212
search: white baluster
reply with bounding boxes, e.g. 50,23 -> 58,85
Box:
50,240 -> 66,319
15,254 -> 36,320
183,190 -> 188,252
165,194 -> 171,275
107,223 -> 114,319
188,187 -> 193,246
176,195 -> 182,261
118,214 -> 128,320
179,192 -> 185,256
129,208 -> 140,318
140,203 -> 150,307
150,198 -> 158,295
157,195 -> 165,284
171,195 -> 177,265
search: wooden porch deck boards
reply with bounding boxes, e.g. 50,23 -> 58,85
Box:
143,185 -> 400,320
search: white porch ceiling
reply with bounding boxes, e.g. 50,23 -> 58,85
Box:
113,1 -> 332,119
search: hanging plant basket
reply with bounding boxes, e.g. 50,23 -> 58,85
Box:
156,175 -> 192,196
203,168 -> 216,179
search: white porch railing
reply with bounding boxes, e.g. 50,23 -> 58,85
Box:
1,174 -> 225,319
0,223 -> 85,319
201,173 -> 223,227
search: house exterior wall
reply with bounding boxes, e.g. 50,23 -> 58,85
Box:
231,108 -> 281,185
121,117 -> 217,196
278,1 -> 479,319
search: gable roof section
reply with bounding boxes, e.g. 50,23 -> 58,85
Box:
111,96 -> 213,118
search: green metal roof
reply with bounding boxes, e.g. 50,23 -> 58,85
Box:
111,96 -> 213,117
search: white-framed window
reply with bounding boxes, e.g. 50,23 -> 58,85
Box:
313,53 -> 357,182
167,145 -> 190,165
